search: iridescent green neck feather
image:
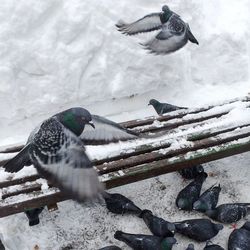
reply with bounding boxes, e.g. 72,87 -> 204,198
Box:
59,112 -> 85,136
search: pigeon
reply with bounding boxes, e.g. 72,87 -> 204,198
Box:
114,231 -> 177,250
139,209 -> 175,237
98,246 -> 122,250
193,184 -> 221,212
174,219 -> 223,242
204,241 -> 224,250
103,192 -> 142,216
178,165 -> 205,179
205,203 -> 250,224
228,221 -> 250,250
186,243 -> 195,250
148,99 -> 187,115
176,172 -> 208,210
116,5 -> 199,55
3,107 -> 105,202
24,207 -> 44,226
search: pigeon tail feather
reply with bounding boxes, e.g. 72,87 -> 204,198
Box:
3,144 -> 31,173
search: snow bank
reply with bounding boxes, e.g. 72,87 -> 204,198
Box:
0,0 -> 250,141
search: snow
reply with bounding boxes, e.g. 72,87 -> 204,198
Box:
0,0 -> 250,249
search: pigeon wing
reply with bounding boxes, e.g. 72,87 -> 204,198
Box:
141,15 -> 187,55
80,115 -> 138,145
30,118 -> 103,201
116,13 -> 163,35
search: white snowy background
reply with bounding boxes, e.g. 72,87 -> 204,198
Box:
0,0 -> 250,249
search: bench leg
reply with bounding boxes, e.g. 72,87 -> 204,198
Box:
24,207 -> 44,226
47,203 -> 58,212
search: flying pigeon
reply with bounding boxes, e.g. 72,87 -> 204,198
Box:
193,184 -> 221,212
204,241 -> 224,250
178,165 -> 204,179
139,209 -> 175,237
3,108 -> 139,201
174,219 -> 223,242
205,203 -> 250,224
116,5 -> 199,55
148,99 -> 187,115
2,108 -> 102,201
114,231 -> 177,250
176,172 -> 207,210
103,192 -> 142,216
228,221 -> 250,250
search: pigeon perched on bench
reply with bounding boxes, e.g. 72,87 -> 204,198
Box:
116,5 -> 199,55
2,108 -> 138,202
148,99 -> 187,115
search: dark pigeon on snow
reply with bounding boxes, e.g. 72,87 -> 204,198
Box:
116,5 -> 199,55
176,172 -> 208,211
98,246 -> 122,250
228,221 -> 250,250
139,209 -> 175,237
205,203 -> 250,224
114,230 -> 176,250
204,241 -> 224,250
178,165 -> 204,180
148,99 -> 187,115
103,192 -> 142,216
193,184 -> 221,213
174,218 -> 223,242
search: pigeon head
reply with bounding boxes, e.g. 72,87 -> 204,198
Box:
162,5 -> 170,12
55,107 -> 95,136
205,209 -> 217,219
161,237 -> 177,249
167,223 -> 176,235
187,243 -> 195,250
148,99 -> 160,106
193,200 -> 208,212
177,198 -> 190,210
242,221 -> 250,231
214,223 -> 223,231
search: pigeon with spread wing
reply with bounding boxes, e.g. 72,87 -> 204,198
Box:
116,5 -> 198,55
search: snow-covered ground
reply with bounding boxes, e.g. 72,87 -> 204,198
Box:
0,0 -> 250,249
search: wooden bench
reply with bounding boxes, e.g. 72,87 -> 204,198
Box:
0,96 -> 250,218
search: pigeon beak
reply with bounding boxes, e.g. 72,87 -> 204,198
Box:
88,121 -> 95,129
148,103 -> 151,106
